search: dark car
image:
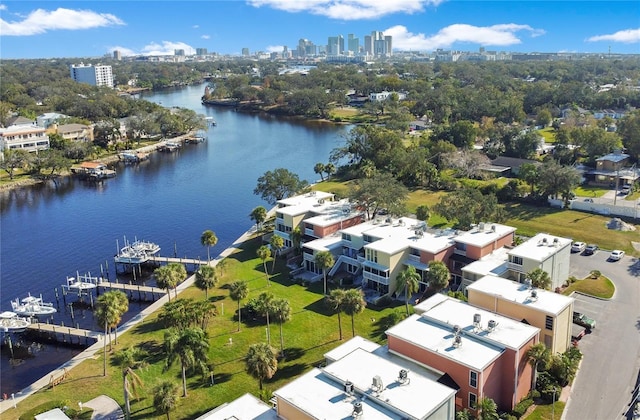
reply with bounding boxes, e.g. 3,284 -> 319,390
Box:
584,244 -> 598,255
573,311 -> 596,330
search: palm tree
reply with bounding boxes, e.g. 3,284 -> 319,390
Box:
326,288 -> 346,340
314,162 -> 325,181
526,342 -> 550,391
245,343 -> 278,390
95,290 -> 129,376
256,292 -> 274,345
315,251 -> 335,295
256,245 -> 272,286
397,265 -> 420,315
290,227 -> 302,255
200,229 -> 218,262
476,397 -> 499,420
426,261 -> 450,293
114,347 -> 146,420
229,280 -> 248,332
343,288 -> 366,337
324,163 -> 336,180
526,268 -> 552,290
271,298 -> 292,357
269,234 -> 284,271
163,327 -> 209,397
194,265 -> 217,299
155,263 -> 186,301
153,380 -> 179,420
250,206 -> 267,232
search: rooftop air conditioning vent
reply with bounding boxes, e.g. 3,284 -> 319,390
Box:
530,289 -> 538,301
353,401 -> 363,418
344,380 -> 354,396
453,335 -> 462,348
452,324 -> 462,335
487,320 -> 497,332
553,238 -> 559,247
473,313 -> 482,329
398,369 -> 409,384
541,237 -> 548,245
372,375 -> 383,393
491,224 -> 497,232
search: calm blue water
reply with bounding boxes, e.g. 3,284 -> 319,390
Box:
0,82 -> 347,395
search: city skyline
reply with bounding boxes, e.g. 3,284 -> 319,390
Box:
1,1 -> 639,59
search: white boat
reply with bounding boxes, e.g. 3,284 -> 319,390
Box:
11,294 -> 57,317
63,273 -> 101,293
114,239 -> 161,264
0,311 -> 30,333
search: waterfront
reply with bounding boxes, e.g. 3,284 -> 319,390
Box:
0,82 -> 348,395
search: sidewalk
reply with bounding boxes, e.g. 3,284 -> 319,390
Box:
0,225 -> 259,416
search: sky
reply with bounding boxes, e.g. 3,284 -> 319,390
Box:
0,0 -> 639,59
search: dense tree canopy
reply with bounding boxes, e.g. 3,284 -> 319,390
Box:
254,168 -> 310,205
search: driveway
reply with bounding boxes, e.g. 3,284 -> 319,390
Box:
564,252 -> 640,420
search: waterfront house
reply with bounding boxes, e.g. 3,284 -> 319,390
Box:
0,117 -> 50,157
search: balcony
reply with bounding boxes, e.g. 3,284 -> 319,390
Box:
507,262 -> 524,272
363,271 -> 389,285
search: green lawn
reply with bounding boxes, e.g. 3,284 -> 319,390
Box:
525,401 -> 565,420
10,236 -> 403,420
562,274 -> 615,299
536,127 -> 557,143
573,185 -> 608,198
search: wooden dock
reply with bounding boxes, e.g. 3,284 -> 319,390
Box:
97,281 -> 166,301
27,323 -> 101,346
147,256 -> 208,265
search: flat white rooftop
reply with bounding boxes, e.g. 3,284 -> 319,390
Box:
416,295 -> 540,349
363,217 -> 455,255
386,313 -> 504,371
277,190 -> 334,208
303,200 -> 362,228
467,275 -> 574,316
462,247 -> 510,277
508,233 -> 572,262
324,336 -> 381,363
276,348 -> 455,420
195,393 -> 276,420
454,223 -> 516,248
303,233 -> 343,252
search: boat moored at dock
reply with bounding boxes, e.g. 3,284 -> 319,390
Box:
0,311 -> 30,333
11,294 -> 57,317
114,239 -> 161,264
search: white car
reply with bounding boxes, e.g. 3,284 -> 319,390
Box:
609,250 -> 625,261
571,242 -> 586,253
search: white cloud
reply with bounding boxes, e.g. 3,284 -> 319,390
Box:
0,5 -> 7,11
247,0 -> 442,20
385,23 -> 545,51
141,41 -> 196,56
0,7 -> 124,36
193,24 -> 200,29
201,34 -> 210,40
587,28 -> 640,43
265,45 -> 285,53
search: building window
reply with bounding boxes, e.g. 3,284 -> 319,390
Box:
469,392 -> 477,409
511,256 -> 523,265
366,249 -> 378,263
455,242 -> 467,251
342,233 -> 352,241
545,315 -> 554,331
469,371 -> 477,388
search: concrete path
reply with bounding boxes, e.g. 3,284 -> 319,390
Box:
84,395 -> 124,420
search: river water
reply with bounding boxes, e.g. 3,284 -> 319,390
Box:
0,82 -> 348,395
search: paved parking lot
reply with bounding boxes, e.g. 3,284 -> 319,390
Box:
564,252 -> 640,420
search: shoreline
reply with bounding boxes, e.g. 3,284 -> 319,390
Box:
0,218 -> 264,415
0,131 -> 197,193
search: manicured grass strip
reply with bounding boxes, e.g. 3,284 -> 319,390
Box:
524,400 -> 565,420
573,186 -> 608,198
562,275 -> 615,299
536,127 -> 556,143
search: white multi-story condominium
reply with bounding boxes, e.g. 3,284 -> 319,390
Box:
506,233 -> 572,290
0,117 -> 50,156
69,63 -> 114,88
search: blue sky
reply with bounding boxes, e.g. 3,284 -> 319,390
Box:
1,1 -> 638,59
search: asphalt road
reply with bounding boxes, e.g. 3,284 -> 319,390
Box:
564,251 -> 640,420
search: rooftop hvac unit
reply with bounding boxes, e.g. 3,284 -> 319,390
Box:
541,237 -> 548,245
344,380 -> 354,395
530,289 -> 538,300
487,320 -> 497,332
353,401 -> 363,418
478,222 -> 485,231
453,335 -> 462,348
473,313 -> 482,329
372,375 -> 383,392
553,238 -> 559,247
491,224 -> 497,232
398,369 -> 409,384
452,324 -> 462,335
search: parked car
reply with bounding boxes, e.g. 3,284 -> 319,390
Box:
609,250 -> 625,261
573,311 -> 596,330
620,185 -> 631,195
571,241 -> 586,253
583,198 -> 594,203
584,244 -> 599,255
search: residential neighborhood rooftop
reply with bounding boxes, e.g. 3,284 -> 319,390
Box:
461,247 -> 510,278
323,336 -> 381,363
275,348 -> 455,420
416,295 -> 540,350
196,392 -> 276,420
454,223 -> 516,248
276,190 -> 334,208
508,233 -> 572,261
466,275 -> 575,316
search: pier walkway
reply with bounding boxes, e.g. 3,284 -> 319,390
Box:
146,256 -> 208,265
27,323 -> 101,346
